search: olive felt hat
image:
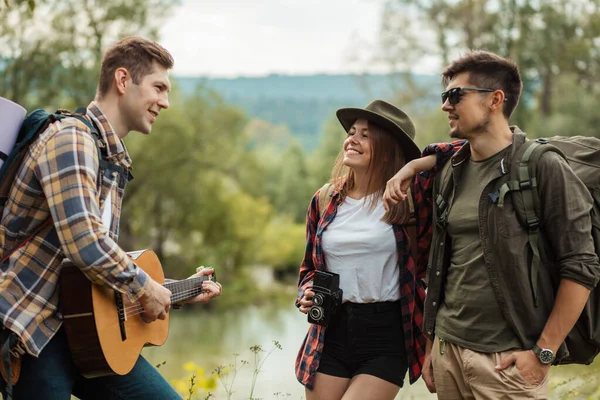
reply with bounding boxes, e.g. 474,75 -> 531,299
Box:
336,100 -> 420,161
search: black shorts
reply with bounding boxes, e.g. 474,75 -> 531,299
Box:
317,301 -> 407,387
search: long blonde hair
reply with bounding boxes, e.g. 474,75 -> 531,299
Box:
329,120 -> 412,225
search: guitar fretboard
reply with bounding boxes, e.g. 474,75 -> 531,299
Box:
163,276 -> 211,304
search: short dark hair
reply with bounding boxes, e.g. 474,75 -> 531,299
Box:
97,36 -> 174,99
442,50 -> 523,119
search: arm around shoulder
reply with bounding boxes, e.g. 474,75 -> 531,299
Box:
420,140 -> 467,174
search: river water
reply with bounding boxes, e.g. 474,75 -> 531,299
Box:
142,305 -> 600,400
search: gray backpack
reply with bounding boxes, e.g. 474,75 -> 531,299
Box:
497,136 -> 600,364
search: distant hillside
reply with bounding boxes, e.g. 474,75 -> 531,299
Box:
174,74 -> 441,151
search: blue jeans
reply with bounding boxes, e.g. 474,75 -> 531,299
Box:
0,328 -> 181,400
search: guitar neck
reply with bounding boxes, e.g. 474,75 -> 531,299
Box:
163,276 -> 210,303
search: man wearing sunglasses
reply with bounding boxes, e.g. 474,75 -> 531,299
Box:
384,50 -> 599,399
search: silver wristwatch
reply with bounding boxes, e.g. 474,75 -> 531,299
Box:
532,344 -> 555,364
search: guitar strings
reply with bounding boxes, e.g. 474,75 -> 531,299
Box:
123,286 -> 204,314
123,286 -> 204,315
123,296 -> 201,317
122,286 -> 207,317
122,280 -> 211,313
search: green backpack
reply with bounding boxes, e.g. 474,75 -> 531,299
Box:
0,108 -> 111,264
0,107 -> 106,398
497,136 -> 600,364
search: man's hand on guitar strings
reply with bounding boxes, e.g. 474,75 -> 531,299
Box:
174,266 -> 222,307
138,279 -> 172,323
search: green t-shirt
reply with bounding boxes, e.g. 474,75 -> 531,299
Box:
436,147 -> 521,353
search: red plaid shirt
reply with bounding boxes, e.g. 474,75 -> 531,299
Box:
295,141 -> 464,390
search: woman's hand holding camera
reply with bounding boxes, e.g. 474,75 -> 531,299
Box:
298,289 -> 315,314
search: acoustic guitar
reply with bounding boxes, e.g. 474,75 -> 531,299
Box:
60,249 -> 213,378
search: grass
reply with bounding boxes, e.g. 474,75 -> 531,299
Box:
170,340 -> 283,400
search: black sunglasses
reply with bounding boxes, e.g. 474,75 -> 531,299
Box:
441,87 -> 507,105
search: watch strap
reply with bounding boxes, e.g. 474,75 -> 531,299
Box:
532,344 -> 555,364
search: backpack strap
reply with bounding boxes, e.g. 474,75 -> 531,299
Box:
495,138 -> 566,306
405,188 -> 418,262
318,182 -> 416,216
318,183 -> 336,218
1,109 -> 119,266
435,160 -> 455,229
0,110 -> 104,265
71,108 -> 111,172
71,108 -> 131,182
317,182 -> 420,260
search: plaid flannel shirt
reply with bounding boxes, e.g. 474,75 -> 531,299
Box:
0,102 -> 148,357
295,141 -> 463,390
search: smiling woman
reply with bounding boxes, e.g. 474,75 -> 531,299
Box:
341,119 -> 372,172
294,100 -> 433,400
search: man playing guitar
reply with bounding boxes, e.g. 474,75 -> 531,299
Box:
0,37 -> 222,400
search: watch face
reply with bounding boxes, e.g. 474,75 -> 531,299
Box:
539,349 -> 554,364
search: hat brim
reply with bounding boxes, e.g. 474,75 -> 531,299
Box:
336,108 -> 421,162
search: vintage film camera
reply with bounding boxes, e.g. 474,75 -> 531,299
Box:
308,271 -> 343,327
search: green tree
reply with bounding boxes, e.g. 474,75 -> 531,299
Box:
256,215 -> 305,276
246,120 -> 294,206
0,0 -> 179,109
308,117 -> 344,190
527,72 -> 600,139
275,141 -> 313,223
121,85 -> 267,279
2,0 -> 36,11
378,0 -> 600,133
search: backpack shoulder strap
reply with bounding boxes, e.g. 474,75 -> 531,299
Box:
318,183 -> 335,218
70,108 -> 109,170
497,138 -> 566,306
0,107 -> 131,265
406,186 -> 415,215
67,108 -> 129,179
405,187 -> 418,261
435,158 -> 455,228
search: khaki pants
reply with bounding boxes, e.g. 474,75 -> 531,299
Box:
431,337 -> 549,400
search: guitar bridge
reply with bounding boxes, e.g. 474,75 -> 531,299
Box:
115,292 -> 127,341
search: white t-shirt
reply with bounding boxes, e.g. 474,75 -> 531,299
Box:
321,194 -> 400,303
102,192 -> 112,229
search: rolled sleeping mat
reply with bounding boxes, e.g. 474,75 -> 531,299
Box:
0,97 -> 27,169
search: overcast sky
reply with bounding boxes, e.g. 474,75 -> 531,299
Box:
159,0 -> 387,77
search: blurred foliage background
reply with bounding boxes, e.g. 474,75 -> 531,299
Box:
2,0 -> 600,398
1,0 -> 599,304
